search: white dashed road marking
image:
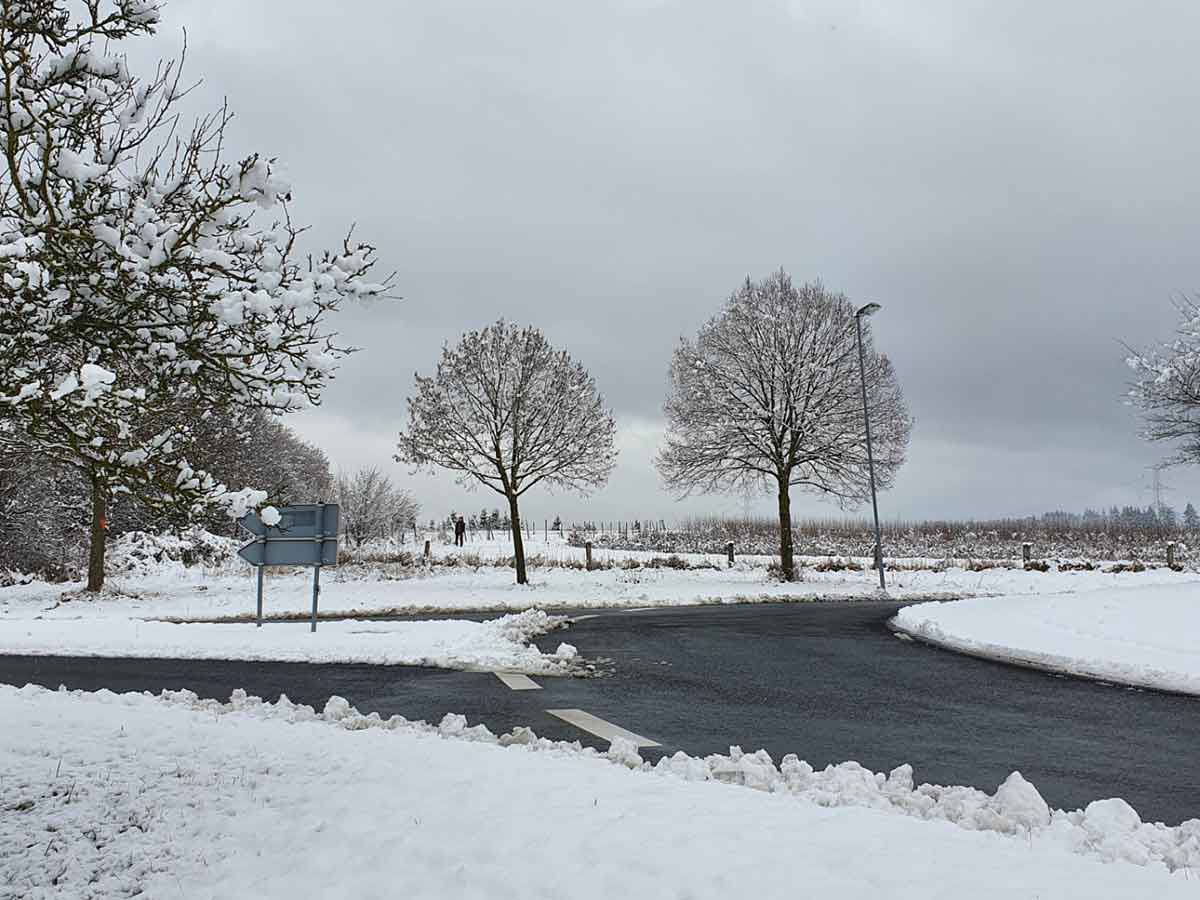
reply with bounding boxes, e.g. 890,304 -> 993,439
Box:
545,708 -> 661,747
493,672 -> 542,691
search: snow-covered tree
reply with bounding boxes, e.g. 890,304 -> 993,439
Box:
1125,299 -> 1200,469
0,425 -> 89,576
396,322 -> 616,584
121,406 -> 335,536
1185,502 -> 1199,530
334,467 -> 418,547
657,272 -> 911,581
0,2 -> 388,589
0,407 -> 333,574
1159,504 -> 1178,529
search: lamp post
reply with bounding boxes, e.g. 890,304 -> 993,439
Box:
855,302 -> 886,591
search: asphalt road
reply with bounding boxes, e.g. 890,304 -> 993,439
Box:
3,601 -> 1198,824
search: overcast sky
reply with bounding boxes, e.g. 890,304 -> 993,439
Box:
133,0 -> 1200,524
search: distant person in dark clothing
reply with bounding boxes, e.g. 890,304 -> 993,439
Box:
454,515 -> 466,547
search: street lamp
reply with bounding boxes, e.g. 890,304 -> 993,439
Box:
854,302 -> 886,591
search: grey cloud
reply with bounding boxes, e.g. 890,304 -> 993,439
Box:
131,0 -> 1200,520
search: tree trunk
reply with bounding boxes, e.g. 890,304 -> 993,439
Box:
86,475 -> 108,592
507,493 -> 527,585
776,478 -> 795,581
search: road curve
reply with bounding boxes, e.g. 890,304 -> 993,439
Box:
2,602 -> 1197,825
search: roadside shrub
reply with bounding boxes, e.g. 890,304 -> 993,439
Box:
107,528 -> 238,576
1105,561 -> 1147,574
646,554 -> 689,570
814,557 -> 863,572
766,560 -> 795,581
566,515 -> 1195,566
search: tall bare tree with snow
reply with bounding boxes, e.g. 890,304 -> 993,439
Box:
0,1 -> 388,590
657,271 -> 911,581
396,322 -> 616,584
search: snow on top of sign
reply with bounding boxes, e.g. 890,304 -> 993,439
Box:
260,506 -> 282,527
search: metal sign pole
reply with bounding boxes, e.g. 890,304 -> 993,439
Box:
311,564 -> 320,633
256,564 -> 264,627
311,504 -> 323,633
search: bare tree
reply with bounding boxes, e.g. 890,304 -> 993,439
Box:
656,271 -> 911,581
1126,298 -> 1200,465
396,321 -> 616,584
334,467 -> 419,547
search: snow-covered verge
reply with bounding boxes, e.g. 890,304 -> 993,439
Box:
2,685 -> 1197,900
3,542 -> 1195,624
0,610 -> 576,674
368,531 -> 1188,573
892,582 -> 1200,695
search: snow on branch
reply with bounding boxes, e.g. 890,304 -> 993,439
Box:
1126,297 -> 1200,465
397,321 -> 617,500
0,0 -> 393,524
657,271 -> 911,506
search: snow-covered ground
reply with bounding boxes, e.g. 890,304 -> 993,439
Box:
0,530 -> 1193,671
408,531 -> 1180,571
1,531 -> 1193,625
0,609 -> 577,674
4,684 -> 1198,899
893,582 -> 1200,695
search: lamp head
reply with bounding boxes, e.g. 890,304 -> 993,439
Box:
856,302 -> 882,318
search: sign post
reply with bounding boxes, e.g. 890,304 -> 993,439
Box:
311,564 -> 320,633
311,510 -> 323,633
238,503 -> 339,630
256,564 -> 265,627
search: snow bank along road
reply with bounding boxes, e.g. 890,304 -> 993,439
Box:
7,684 -> 1196,898
893,581 -> 1200,695
6,602 -> 1200,827
0,609 -> 581,674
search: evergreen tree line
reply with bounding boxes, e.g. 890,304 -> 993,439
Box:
1041,505 -> 1200,530
437,511 -> 565,534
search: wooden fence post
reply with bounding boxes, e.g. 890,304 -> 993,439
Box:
423,539 -> 431,562
1167,541 -> 1176,567
1022,542 -> 1032,565
727,542 -> 734,568
585,541 -> 593,571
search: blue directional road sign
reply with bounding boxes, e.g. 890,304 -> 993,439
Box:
238,503 -> 340,567
239,503 -> 340,631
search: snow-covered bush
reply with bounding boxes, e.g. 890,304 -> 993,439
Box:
106,528 -> 239,576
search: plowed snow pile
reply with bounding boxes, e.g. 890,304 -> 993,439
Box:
2,684 -> 1197,899
893,582 -> 1200,694
0,610 -> 576,674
